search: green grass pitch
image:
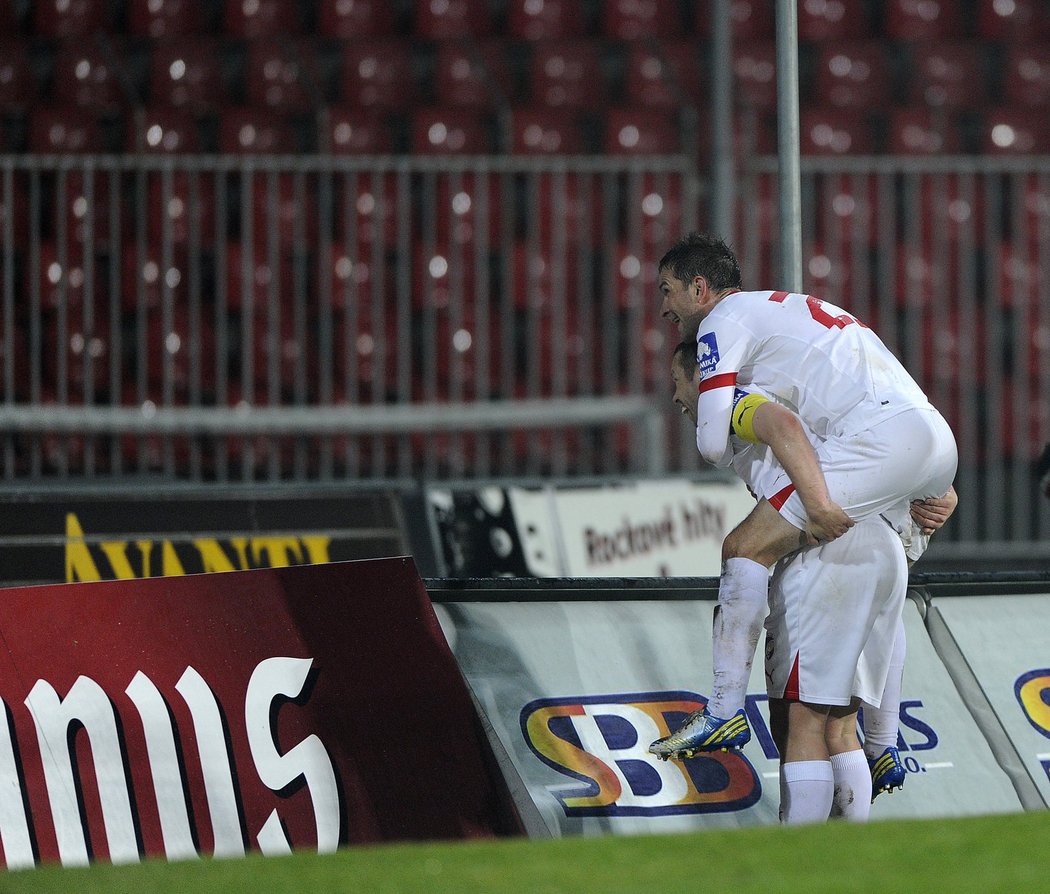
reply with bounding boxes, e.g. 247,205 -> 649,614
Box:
1,810 -> 1045,894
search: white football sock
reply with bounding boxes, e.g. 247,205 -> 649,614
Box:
781,760 -> 834,825
863,620 -> 906,759
707,557 -> 768,718
830,749 -> 872,822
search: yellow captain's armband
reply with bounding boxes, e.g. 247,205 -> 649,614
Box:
732,392 -> 769,444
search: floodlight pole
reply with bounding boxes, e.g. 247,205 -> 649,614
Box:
775,0 -> 803,291
710,0 -> 734,241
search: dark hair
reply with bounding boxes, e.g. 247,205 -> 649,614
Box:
658,232 -> 742,292
672,339 -> 698,377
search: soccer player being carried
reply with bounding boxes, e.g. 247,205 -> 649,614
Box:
650,233 -> 958,798
666,341 -> 956,822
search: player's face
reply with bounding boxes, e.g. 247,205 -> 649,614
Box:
658,268 -> 704,339
670,355 -> 699,426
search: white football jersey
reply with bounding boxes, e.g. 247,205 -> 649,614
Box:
694,290 -> 933,467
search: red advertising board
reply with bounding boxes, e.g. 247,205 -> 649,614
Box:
0,558 -> 522,868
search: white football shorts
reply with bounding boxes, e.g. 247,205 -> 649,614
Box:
766,406 -> 958,534
764,514 -> 909,707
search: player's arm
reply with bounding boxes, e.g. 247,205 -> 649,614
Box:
694,322 -> 748,466
910,485 -> 958,535
733,394 -> 854,544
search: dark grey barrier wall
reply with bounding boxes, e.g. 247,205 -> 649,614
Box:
0,483 -> 429,587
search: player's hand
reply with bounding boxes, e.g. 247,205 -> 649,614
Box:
804,501 -> 855,546
910,485 -> 958,535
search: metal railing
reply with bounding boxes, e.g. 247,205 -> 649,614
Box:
1,152 -> 1048,545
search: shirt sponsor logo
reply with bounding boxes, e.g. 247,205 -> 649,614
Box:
519,691 -> 760,816
697,333 -> 719,377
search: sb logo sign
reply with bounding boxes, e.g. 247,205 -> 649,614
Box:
519,691 -> 760,817
1015,669 -> 1050,739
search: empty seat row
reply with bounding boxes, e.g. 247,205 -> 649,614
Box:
3,36 -> 1050,127
14,0 -> 1050,41
10,101 -> 1050,157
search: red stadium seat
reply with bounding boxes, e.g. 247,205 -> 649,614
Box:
631,172 -> 686,248
800,108 -> 875,154
221,241 -> 294,310
815,41 -> 891,109
528,172 -> 606,247
980,106 -> 1050,154
317,0 -> 397,38
894,241 -> 963,309
149,37 -> 225,113
33,0 -> 108,36
0,312 -> 29,401
244,38 -> 321,112
145,169 -> 217,245
340,40 -> 418,111
127,106 -> 199,152
335,171 -> 400,246
35,245 -> 115,394
322,107 -> 394,153
245,171 -> 319,248
127,0 -> 205,36
907,40 -> 986,111
508,240 -> 579,310
603,107 -> 680,155
414,0 -> 494,38
328,273 -> 399,401
0,40 -> 37,112
623,40 -> 703,110
411,107 -> 492,153
506,0 -> 587,39
32,151 -> 118,247
433,41 -> 513,109
27,105 -> 103,152
612,242 -> 660,312
411,242 -> 480,314
976,0 -> 1050,39
121,243 -> 189,312
222,0 -> 300,37
425,171 -> 503,244
909,174 -> 985,243
1000,377 -> 1050,461
52,39 -> 130,113
797,0 -> 871,41
35,241 -> 90,312
695,0 -> 774,40
43,318 -> 112,397
887,106 -> 964,154
528,40 -> 607,110
602,0 -> 681,39
1018,174 -> 1050,246
510,106 -> 586,153
1004,43 -> 1050,108
996,242 -> 1041,310
0,172 -> 28,250
733,40 -> 777,110
142,304 -> 218,392
814,172 -> 879,244
218,107 -> 296,153
885,0 -> 963,39
802,243 -> 868,312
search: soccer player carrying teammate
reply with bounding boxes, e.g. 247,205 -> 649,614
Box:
667,342 -> 956,822
650,233 -> 958,771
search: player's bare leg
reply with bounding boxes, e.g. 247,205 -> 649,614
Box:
826,702 -> 872,821
781,701 -> 835,824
